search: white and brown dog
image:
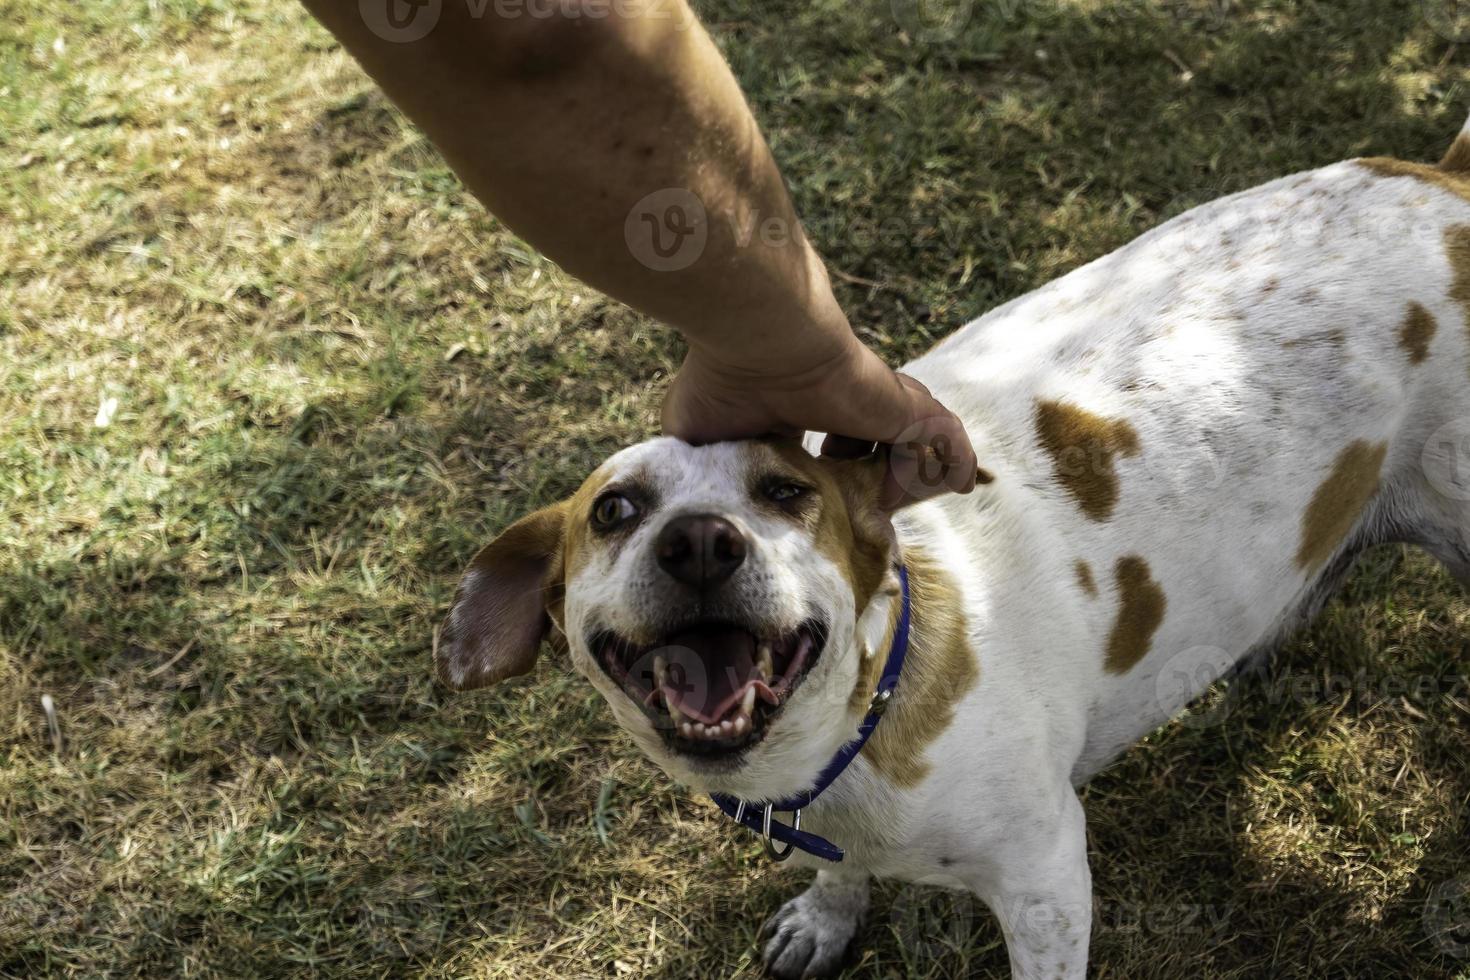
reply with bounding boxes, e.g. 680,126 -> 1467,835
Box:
438,116 -> 1470,978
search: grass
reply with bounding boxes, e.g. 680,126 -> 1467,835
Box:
1,0 -> 1469,975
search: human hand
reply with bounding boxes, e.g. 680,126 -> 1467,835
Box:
661,332 -> 981,509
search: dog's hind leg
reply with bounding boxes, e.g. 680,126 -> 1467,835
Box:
1389,514 -> 1470,589
1419,538 -> 1470,588
760,868 -> 869,979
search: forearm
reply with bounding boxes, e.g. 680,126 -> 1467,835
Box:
299,0 -> 851,372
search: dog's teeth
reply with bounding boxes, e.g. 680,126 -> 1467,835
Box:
719,719 -> 733,738
680,721 -> 693,739
741,685 -> 757,716
757,643 -> 774,680
653,654 -> 667,686
668,701 -> 685,725
733,714 -> 748,736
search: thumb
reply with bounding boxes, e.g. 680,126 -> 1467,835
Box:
876,374 -> 981,510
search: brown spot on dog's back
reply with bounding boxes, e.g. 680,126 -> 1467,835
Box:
1447,227 -> 1470,373
1398,302 -> 1437,365
862,548 -> 978,788
1104,556 -> 1166,674
1295,441 -> 1388,573
1442,134 -> 1470,173
1035,400 -> 1141,522
1075,560 -> 1098,598
1359,157 -> 1470,203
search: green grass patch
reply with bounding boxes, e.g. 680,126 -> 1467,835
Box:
2,0 -> 1468,976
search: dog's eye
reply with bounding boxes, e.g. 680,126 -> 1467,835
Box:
591,493 -> 637,530
765,482 -> 807,504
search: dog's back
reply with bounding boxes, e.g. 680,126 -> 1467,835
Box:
899,117 -> 1470,774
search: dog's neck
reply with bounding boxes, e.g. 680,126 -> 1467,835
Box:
845,541 -> 979,791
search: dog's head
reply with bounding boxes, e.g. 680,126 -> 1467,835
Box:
438,437 -> 908,800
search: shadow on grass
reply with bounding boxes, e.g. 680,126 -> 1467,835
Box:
5,0 -> 1470,976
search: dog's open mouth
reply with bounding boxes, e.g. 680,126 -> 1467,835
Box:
592,620 -> 827,757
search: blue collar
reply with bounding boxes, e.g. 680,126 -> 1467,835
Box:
710,565 -> 912,863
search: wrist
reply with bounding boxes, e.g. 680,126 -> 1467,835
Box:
685,249 -> 857,381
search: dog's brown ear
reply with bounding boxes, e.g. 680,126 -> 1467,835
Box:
438,501 -> 568,691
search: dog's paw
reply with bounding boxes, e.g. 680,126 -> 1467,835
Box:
759,889 -> 862,979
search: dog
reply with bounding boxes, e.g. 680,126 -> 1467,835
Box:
437,114 -> 1470,978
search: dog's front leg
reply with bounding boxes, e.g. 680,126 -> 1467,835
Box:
977,789 -> 1092,980
760,867 -> 870,979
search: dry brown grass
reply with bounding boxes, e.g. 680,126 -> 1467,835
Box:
2,0 -> 1469,976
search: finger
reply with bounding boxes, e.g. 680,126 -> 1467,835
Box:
879,406 -> 980,510
897,375 -> 979,492
819,433 -> 878,459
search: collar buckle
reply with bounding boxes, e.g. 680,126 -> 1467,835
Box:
868,685 -> 895,716
760,804 -> 801,862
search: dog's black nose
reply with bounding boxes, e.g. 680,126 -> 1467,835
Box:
655,513 -> 747,590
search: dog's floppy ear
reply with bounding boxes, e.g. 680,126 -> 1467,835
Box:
438,501 -> 569,691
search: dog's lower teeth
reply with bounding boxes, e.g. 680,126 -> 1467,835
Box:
733,714 -> 749,736
741,685 -> 757,716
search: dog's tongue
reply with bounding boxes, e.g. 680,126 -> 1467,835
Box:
658,626 -> 756,725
